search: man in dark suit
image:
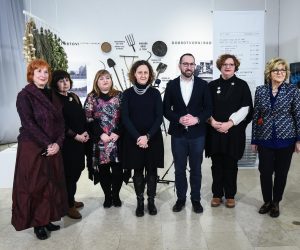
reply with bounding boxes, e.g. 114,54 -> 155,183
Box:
163,53 -> 212,213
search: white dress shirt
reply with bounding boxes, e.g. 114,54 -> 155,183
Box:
180,76 -> 194,106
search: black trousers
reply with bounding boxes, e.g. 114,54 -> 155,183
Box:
65,169 -> 82,208
258,145 -> 294,203
211,153 -> 238,199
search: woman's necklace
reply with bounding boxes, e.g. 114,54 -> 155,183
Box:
133,84 -> 150,95
271,84 -> 280,96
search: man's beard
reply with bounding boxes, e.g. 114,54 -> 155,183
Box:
181,70 -> 193,78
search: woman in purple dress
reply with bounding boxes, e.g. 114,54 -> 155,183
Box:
12,59 -> 68,240
85,70 -> 123,208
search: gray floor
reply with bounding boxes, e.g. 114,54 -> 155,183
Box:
1,136 -> 300,250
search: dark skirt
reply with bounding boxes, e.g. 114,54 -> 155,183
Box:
122,131 -> 164,170
11,141 -> 68,231
205,122 -> 247,160
62,137 -> 85,175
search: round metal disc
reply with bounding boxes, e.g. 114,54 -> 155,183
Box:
101,42 -> 112,53
152,41 -> 167,57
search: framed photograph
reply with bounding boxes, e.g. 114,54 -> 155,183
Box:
68,63 -> 88,99
194,60 -> 213,82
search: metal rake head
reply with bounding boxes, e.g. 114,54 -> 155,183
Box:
125,34 -> 135,46
125,34 -> 136,52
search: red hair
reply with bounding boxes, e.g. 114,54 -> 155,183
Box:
27,59 -> 51,84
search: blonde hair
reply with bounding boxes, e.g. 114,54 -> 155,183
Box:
264,58 -> 290,83
90,69 -> 120,97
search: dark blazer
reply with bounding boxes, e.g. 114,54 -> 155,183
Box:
163,76 -> 212,139
252,82 -> 300,145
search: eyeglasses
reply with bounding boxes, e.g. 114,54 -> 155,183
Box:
271,69 -> 287,74
222,63 -> 235,67
181,62 -> 196,67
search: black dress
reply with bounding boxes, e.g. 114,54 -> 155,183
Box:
59,93 -> 86,171
205,75 -> 253,160
121,85 -> 164,170
58,92 -> 87,206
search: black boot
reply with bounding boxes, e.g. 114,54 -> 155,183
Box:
147,174 -> 157,215
133,174 -> 145,217
147,197 -> 157,215
136,195 -> 145,217
112,169 -> 123,207
99,174 -> 112,208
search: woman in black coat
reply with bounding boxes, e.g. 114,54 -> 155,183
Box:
205,54 -> 253,208
50,70 -> 89,219
122,60 -> 164,217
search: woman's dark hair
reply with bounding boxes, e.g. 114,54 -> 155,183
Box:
216,54 -> 240,72
128,60 -> 155,85
50,70 -> 73,91
179,53 -> 195,64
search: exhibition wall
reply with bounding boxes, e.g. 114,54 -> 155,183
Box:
1,0 -> 299,143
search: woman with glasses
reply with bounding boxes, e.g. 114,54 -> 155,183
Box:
205,54 -> 253,209
251,58 -> 300,217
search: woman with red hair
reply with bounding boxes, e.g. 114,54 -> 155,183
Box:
11,59 -> 68,240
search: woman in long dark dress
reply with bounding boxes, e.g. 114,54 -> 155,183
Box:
12,59 -> 68,240
85,70 -> 123,208
205,54 -> 253,208
50,70 -> 89,219
122,60 -> 164,217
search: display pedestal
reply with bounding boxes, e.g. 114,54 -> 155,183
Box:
0,144 -> 17,188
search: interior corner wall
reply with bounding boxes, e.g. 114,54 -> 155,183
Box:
278,0 -> 300,64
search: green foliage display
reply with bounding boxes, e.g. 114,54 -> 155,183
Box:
24,18 -> 68,71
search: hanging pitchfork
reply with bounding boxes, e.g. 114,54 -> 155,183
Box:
125,34 -> 136,52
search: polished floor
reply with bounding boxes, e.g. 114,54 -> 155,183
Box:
0,137 -> 300,250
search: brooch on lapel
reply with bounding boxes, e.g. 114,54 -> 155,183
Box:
257,117 -> 263,125
69,97 -> 73,102
216,86 -> 221,94
231,82 -> 235,86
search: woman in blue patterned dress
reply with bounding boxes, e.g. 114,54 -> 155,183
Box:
85,70 -> 123,208
251,58 -> 300,217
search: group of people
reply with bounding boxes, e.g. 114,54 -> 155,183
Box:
11,53 -> 300,240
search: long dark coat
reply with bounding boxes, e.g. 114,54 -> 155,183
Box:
205,75 -> 253,160
11,84 -> 68,231
58,92 -> 86,175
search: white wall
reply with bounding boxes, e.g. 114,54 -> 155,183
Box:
23,0 -> 280,61
22,0 -> 282,94
23,0 -> 215,93
279,0 -> 300,63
